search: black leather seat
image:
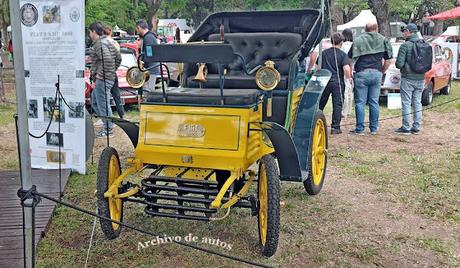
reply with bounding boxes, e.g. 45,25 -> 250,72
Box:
185,32 -> 302,90
146,87 -> 262,106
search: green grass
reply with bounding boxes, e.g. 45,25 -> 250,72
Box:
331,149 -> 460,222
0,102 -> 15,126
417,237 -> 453,255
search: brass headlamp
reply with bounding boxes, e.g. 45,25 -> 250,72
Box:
255,61 -> 280,117
126,60 -> 150,89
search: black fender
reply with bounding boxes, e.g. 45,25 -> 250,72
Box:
261,122 -> 302,181
97,116 -> 139,148
292,69 -> 331,178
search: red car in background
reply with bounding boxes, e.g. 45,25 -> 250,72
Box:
85,42 -> 141,107
381,42 -> 452,106
85,41 -> 180,107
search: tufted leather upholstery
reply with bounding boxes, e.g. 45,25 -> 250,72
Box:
185,32 -> 302,90
208,32 -> 302,76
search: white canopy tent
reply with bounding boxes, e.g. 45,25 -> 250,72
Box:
441,26 -> 460,36
337,10 -> 377,36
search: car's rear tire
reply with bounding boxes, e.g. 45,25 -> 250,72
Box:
440,78 -> 451,95
303,111 -> 328,195
421,81 -> 434,106
97,147 -> 123,239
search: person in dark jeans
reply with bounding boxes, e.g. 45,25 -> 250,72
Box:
317,32 -> 351,134
104,26 -> 125,119
348,22 -> 393,135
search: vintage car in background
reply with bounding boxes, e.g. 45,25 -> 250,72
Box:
84,42 -> 178,107
381,42 -> 452,105
85,42 -> 141,107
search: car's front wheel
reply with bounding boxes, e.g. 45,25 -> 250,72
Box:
421,81 -> 434,106
440,78 -> 451,95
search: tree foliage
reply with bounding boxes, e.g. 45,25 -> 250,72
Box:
86,0 -> 148,33
336,0 -> 368,22
158,0 -> 319,28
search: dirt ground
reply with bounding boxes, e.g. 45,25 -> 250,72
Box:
1,82 -> 459,267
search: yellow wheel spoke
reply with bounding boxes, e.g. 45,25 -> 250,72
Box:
107,155 -> 122,230
311,119 -> 326,186
258,163 -> 268,246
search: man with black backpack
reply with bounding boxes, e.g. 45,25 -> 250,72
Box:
395,23 -> 431,135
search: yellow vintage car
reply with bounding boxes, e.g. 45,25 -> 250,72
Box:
96,9 -> 330,257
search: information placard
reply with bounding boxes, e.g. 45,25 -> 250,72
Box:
20,0 -> 86,174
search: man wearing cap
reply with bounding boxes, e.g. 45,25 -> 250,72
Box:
394,23 -> 425,135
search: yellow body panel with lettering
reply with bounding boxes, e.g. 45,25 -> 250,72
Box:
135,103 -> 273,173
144,111 -> 240,150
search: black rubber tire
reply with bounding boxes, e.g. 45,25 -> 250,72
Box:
257,154 -> 280,257
421,81 -> 434,106
97,147 -> 123,239
85,109 -> 94,162
303,110 -> 328,195
440,78 -> 451,95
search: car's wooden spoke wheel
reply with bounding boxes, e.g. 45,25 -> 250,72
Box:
108,154 -> 122,230
312,119 -> 326,186
97,147 -> 123,239
303,110 -> 328,195
257,155 -> 280,257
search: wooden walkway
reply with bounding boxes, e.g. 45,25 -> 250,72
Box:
0,169 -> 70,268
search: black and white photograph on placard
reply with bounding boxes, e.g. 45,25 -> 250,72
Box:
28,99 -> 38,118
68,102 -> 85,118
46,132 -> 63,147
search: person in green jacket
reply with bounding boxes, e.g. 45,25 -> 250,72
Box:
348,22 -> 393,135
394,23 -> 425,135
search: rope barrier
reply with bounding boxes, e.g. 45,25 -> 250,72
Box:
340,96 -> 460,127
84,210 -> 98,268
28,87 -> 59,139
16,186 -> 272,268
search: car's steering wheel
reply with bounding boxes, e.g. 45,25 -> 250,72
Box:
233,52 -> 262,75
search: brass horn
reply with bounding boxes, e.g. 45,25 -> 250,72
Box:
193,63 -> 208,83
126,61 -> 150,89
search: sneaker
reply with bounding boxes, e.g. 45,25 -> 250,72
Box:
394,127 -> 411,135
349,129 -> 365,136
410,128 -> 420,135
96,130 -> 114,138
94,119 -> 103,127
370,131 -> 377,135
331,128 -> 342,135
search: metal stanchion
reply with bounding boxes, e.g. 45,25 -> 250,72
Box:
9,0 -> 35,266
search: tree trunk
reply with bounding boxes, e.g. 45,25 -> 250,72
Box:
329,0 -> 343,32
143,0 -> 162,31
368,0 -> 391,37
433,20 -> 443,36
1,0 -> 9,46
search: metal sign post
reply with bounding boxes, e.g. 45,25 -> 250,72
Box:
8,0 -> 35,267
